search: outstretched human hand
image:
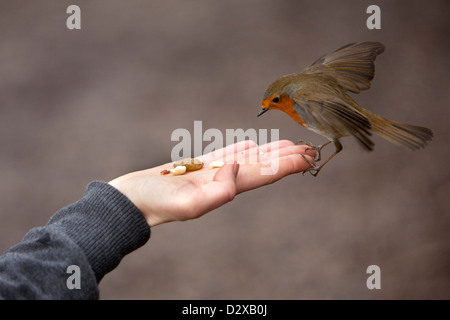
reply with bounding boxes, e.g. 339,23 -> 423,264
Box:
109,140 -> 316,227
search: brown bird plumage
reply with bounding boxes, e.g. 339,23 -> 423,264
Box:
258,42 -> 433,176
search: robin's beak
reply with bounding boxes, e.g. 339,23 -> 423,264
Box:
257,107 -> 270,117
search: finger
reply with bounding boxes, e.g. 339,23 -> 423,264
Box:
201,139 -> 299,165
235,143 -> 317,166
263,144 -> 317,160
231,140 -> 298,165
200,140 -> 258,164
205,140 -> 299,166
201,139 -> 296,163
235,153 -> 315,194
257,139 -> 295,153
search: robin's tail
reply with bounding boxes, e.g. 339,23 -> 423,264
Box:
368,113 -> 433,150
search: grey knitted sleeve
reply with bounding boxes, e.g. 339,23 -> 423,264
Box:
0,181 -> 151,299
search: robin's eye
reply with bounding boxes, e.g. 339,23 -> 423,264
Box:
272,96 -> 280,103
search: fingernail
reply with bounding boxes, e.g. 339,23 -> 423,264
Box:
233,162 -> 240,177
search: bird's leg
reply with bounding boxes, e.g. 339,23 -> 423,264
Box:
297,140 -> 331,162
301,140 -> 342,177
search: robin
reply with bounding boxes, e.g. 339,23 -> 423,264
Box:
258,42 -> 433,176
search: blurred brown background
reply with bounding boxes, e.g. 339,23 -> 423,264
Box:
0,0 -> 448,299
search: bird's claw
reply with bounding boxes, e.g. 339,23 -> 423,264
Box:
299,140 -> 333,177
297,140 -> 331,162
300,153 -> 321,177
302,167 -> 320,177
296,139 -> 312,146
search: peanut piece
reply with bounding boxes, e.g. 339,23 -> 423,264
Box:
170,165 -> 187,175
173,158 -> 204,171
209,160 -> 225,168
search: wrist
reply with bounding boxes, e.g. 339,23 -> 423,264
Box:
108,175 -> 163,227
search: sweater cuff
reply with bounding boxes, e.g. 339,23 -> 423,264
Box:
48,181 -> 151,282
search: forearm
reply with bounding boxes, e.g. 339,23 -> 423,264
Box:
0,181 -> 150,299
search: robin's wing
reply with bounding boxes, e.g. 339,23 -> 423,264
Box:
293,90 -> 374,151
303,42 -> 385,94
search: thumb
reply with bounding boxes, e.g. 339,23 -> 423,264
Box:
196,163 -> 239,215
212,162 -> 239,202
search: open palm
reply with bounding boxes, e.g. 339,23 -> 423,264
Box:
109,140 -> 315,227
